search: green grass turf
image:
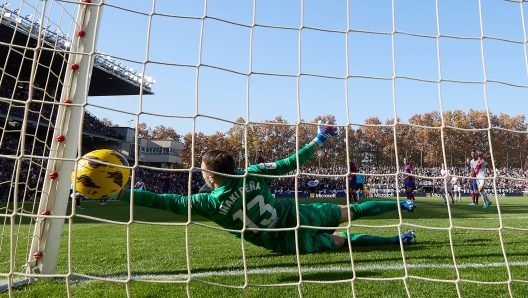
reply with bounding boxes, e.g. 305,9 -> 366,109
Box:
1,196 -> 528,297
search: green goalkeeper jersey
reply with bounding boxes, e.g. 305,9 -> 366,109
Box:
121,144 -> 316,252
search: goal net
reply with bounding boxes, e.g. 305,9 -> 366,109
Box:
1,0 -> 528,297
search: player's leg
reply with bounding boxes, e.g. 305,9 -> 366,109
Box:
332,229 -> 416,247
410,181 -> 416,201
478,180 -> 491,208
477,180 -> 486,206
348,189 -> 357,204
469,182 -> 478,206
357,184 -> 365,202
337,199 -> 414,223
405,184 -> 411,201
76,195 -> 84,210
440,186 -> 448,205
289,203 -> 348,252
348,180 -> 357,204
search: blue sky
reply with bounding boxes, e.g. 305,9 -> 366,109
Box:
10,0 -> 528,135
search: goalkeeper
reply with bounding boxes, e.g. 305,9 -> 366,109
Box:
117,120 -> 416,254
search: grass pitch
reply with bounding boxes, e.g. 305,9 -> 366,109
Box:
2,196 -> 528,297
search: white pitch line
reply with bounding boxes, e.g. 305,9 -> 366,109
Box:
412,216 -> 528,220
67,261 -> 528,281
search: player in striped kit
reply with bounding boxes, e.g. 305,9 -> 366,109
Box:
403,158 -> 416,202
471,150 -> 492,209
467,158 -> 479,206
116,121 -> 416,254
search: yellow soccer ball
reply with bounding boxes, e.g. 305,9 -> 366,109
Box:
71,149 -> 130,200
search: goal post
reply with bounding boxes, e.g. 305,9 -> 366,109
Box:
0,0 -> 102,291
27,0 -> 103,277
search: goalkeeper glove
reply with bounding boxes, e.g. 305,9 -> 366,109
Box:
311,120 -> 338,148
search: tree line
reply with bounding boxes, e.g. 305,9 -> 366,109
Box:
105,110 -> 528,170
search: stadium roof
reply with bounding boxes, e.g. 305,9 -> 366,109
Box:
0,9 -> 154,97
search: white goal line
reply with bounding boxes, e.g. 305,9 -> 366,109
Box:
43,260 -> 528,282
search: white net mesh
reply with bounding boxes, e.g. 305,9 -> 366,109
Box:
1,0 -> 528,297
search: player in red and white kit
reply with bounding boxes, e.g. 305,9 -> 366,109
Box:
470,150 -> 492,209
451,172 -> 462,202
440,164 -> 454,205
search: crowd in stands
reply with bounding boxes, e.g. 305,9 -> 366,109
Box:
0,127 -> 527,202
0,83 -> 121,140
132,167 -> 203,196
268,165 -> 528,196
0,133 -> 47,202
83,111 -> 122,139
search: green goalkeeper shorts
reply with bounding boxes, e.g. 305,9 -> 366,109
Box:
273,202 -> 342,254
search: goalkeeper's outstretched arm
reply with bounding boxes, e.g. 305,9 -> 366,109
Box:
250,120 -> 338,177
116,119 -> 338,212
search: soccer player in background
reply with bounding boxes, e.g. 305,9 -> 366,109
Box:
451,171 -> 462,202
75,192 -> 84,210
116,120 -> 416,254
135,178 -> 146,190
355,171 -> 366,202
471,150 -> 492,209
160,165 -> 173,194
403,158 -> 416,202
440,164 -> 454,205
467,158 -> 479,206
348,162 -> 358,204
363,183 -> 370,201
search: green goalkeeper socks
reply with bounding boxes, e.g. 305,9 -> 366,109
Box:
340,231 -> 397,245
349,201 -> 398,221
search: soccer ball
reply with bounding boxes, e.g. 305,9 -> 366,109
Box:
71,149 -> 130,200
